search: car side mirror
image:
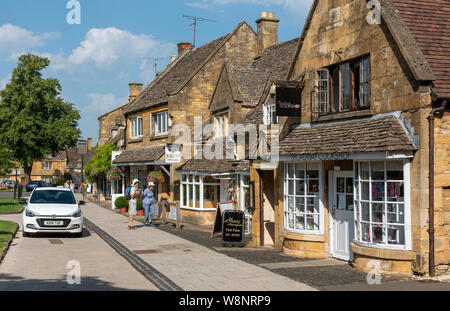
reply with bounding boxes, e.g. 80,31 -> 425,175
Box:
78,200 -> 86,205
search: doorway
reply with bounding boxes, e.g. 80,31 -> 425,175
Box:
330,171 -> 354,261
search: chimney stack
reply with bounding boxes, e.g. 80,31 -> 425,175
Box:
177,42 -> 193,56
87,138 -> 92,151
256,11 -> 280,50
129,82 -> 143,102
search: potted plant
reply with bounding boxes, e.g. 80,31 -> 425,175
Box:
114,196 -> 129,214
147,170 -> 165,184
136,198 -> 144,216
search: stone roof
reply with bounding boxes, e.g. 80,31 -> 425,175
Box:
124,34 -> 230,115
177,159 -> 250,174
279,116 -> 416,157
226,63 -> 271,107
241,38 -> 300,124
392,0 -> 450,98
112,146 -> 165,165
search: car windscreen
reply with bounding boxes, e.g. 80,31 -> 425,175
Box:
29,190 -> 77,204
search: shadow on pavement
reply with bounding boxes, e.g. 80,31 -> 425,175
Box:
0,273 -> 149,291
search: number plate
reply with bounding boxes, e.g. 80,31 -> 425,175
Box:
44,220 -> 64,226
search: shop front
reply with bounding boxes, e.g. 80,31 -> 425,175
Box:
275,115 -> 418,273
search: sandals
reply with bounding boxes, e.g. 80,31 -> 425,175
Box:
128,225 -> 136,230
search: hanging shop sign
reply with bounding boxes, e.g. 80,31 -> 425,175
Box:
275,81 -> 303,117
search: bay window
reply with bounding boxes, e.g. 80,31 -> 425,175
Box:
354,160 -> 410,249
180,175 -> 218,210
284,162 -> 322,233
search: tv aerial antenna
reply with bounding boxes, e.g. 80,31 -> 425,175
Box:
182,14 -> 216,48
143,57 -> 167,78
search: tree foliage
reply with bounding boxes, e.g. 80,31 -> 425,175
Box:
0,147 -> 17,177
0,54 -> 81,183
84,142 -> 117,182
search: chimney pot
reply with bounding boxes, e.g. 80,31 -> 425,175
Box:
129,82 -> 143,102
256,11 -> 280,50
177,42 -> 193,56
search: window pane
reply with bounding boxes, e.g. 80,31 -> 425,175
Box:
362,222 -> 370,242
204,185 -> 215,202
372,224 -> 385,244
361,182 -> 370,200
372,181 -> 385,201
387,161 -> 403,180
295,215 -> 305,230
295,163 -> 305,178
361,202 -> 370,221
387,182 -> 404,201
387,203 -> 404,224
371,161 -> 385,180
346,178 -> 353,193
306,215 -> 319,231
288,180 -> 294,195
287,196 -> 294,212
388,225 -> 405,245
296,179 -> 305,195
372,203 -> 384,223
288,164 -> 294,178
307,180 -> 319,193
306,163 -> 319,179
288,213 -> 295,229
361,162 -> 369,180
307,197 -> 319,213
337,177 -> 345,193
340,63 -> 352,111
295,197 -> 304,213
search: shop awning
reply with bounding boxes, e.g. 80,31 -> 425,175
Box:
176,159 -> 250,175
279,115 -> 417,160
112,146 -> 165,166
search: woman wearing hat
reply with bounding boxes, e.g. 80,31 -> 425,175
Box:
128,179 -> 141,229
142,182 -> 156,227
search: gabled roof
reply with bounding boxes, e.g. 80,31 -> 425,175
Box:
124,21 -> 257,115
392,0 -> 450,98
279,116 -> 416,157
241,38 -> 300,124
225,63 -> 271,107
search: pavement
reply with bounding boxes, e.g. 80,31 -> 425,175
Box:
0,213 -> 158,291
80,198 -> 316,291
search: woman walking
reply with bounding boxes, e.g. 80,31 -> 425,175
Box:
128,179 -> 140,230
80,179 -> 87,201
142,182 -> 156,227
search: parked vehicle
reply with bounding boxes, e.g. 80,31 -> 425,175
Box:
25,181 -> 40,192
3,180 -> 16,189
22,187 -> 84,237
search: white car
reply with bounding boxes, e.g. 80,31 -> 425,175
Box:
23,187 -> 84,237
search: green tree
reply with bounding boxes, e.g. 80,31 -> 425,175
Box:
0,54 -> 80,184
84,142 -> 117,182
0,147 -> 17,177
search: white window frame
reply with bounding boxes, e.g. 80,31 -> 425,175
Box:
152,111 -> 169,136
312,69 -> 330,114
263,104 -> 278,125
239,174 -> 252,235
180,174 -> 216,211
353,160 -> 411,250
41,162 -> 53,170
215,112 -> 228,138
283,162 -> 324,234
130,117 -> 143,139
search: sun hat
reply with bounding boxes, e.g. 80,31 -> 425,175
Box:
132,179 -> 140,185
148,182 -> 155,187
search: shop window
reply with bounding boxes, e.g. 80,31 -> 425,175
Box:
284,162 -> 321,233
181,175 -> 218,210
354,160 -> 409,249
313,56 -> 370,114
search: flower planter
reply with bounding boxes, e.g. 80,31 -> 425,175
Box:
119,207 -> 128,214
137,209 -> 145,216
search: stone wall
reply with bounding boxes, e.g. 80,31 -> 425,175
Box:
98,105 -> 128,148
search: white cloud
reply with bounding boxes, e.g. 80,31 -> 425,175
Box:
186,0 -> 313,15
85,93 -> 128,115
67,27 -> 175,69
0,24 -> 59,57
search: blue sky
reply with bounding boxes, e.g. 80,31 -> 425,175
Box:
0,0 -> 313,144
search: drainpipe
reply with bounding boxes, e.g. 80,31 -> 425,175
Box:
427,99 -> 447,277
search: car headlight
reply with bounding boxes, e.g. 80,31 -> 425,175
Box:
71,209 -> 82,218
25,209 -> 36,217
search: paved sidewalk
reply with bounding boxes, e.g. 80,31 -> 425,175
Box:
81,199 -> 317,291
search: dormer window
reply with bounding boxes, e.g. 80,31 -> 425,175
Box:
215,112 -> 228,137
313,56 -> 370,114
263,104 -> 278,125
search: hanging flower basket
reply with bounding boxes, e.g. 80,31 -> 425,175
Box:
106,167 -> 122,182
147,170 -> 165,184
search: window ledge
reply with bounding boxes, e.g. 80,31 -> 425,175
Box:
282,230 -> 324,242
313,109 -> 373,123
128,137 -> 143,143
180,206 -> 216,212
150,134 -> 169,141
351,242 -> 414,260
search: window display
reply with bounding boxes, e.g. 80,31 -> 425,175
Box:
354,160 -> 407,247
284,162 -> 321,233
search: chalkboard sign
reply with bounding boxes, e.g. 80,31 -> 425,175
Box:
211,201 -> 235,239
222,210 -> 245,246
